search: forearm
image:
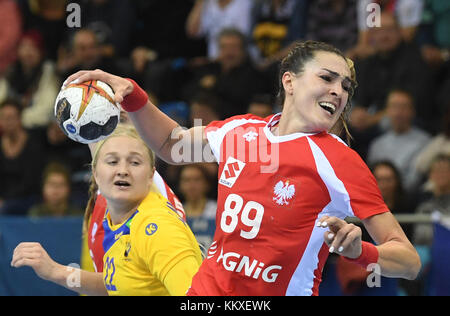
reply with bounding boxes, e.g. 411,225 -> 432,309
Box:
186,0 -> 204,37
63,70 -> 205,164
376,240 -> 421,280
362,213 -> 421,280
49,263 -> 108,296
128,101 -> 180,163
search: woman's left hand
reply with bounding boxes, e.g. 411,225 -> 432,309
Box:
317,216 -> 363,259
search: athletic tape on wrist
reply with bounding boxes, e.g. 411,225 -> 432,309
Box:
120,78 -> 148,112
343,241 -> 379,268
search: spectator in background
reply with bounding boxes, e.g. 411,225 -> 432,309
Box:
189,90 -> 221,127
250,0 -> 307,96
183,28 -> 267,118
28,162 -> 83,217
371,160 -> 413,239
132,0 -> 204,60
306,0 -> 358,53
347,105 -> 382,161
0,99 -> 45,215
250,0 -> 303,63
42,120 -> 91,171
417,0 -> 450,67
6,29 -> 60,129
18,0 -> 68,61
415,106 -> 450,178
348,0 -> 424,60
0,0 -> 22,74
416,1 -> 450,120
57,28 -> 119,80
76,0 -> 136,58
186,0 -> 253,60
413,154 -> 450,246
248,94 -> 274,118
367,89 -> 431,193
40,120 -> 92,206
179,164 -> 217,220
352,11 -> 435,133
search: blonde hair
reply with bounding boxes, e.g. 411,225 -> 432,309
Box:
91,124 -> 155,172
83,124 -> 156,234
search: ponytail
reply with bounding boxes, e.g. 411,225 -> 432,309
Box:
83,174 -> 98,236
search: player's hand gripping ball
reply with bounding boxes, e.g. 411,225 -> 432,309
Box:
54,80 -> 120,144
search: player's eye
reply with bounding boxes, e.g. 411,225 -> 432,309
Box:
343,83 -> 353,95
320,75 -> 332,82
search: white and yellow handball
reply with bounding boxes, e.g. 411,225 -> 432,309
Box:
54,80 -> 120,144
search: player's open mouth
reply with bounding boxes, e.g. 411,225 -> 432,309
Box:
114,180 -> 131,187
318,102 -> 337,115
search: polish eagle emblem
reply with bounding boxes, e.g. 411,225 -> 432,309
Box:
273,180 -> 296,206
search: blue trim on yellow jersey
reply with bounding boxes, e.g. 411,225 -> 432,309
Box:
102,210 -> 139,254
166,201 -> 177,214
166,201 -> 187,225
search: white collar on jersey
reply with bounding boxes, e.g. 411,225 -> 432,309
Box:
264,113 -> 319,143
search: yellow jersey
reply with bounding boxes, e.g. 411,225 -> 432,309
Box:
102,190 -> 202,296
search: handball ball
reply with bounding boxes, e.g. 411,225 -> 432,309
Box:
54,80 -> 120,144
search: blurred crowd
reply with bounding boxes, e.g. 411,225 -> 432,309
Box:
0,0 -> 448,252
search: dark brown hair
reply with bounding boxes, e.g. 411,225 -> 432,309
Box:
41,162 -> 71,188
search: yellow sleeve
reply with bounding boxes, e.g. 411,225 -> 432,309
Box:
134,211 -> 201,292
163,255 -> 202,296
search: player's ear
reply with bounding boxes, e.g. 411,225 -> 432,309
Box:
282,72 -> 294,96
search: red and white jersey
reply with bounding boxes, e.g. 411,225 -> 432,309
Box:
188,113 -> 389,296
87,170 -> 185,272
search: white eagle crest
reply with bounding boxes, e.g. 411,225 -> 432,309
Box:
273,180 -> 296,206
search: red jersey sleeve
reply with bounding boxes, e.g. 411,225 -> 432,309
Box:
338,149 -> 389,220
87,193 -> 107,272
309,134 -> 389,220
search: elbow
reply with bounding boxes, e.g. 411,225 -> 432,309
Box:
404,251 -> 422,280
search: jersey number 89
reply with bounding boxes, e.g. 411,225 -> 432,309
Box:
220,194 -> 264,240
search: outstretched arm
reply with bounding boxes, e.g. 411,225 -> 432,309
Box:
11,242 -> 107,296
65,70 -> 211,164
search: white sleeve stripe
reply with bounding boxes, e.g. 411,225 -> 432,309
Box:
206,118 -> 266,162
285,210 -> 329,296
306,137 -> 355,218
152,170 -> 168,198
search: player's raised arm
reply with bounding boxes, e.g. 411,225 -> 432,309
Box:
64,70 -> 210,165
